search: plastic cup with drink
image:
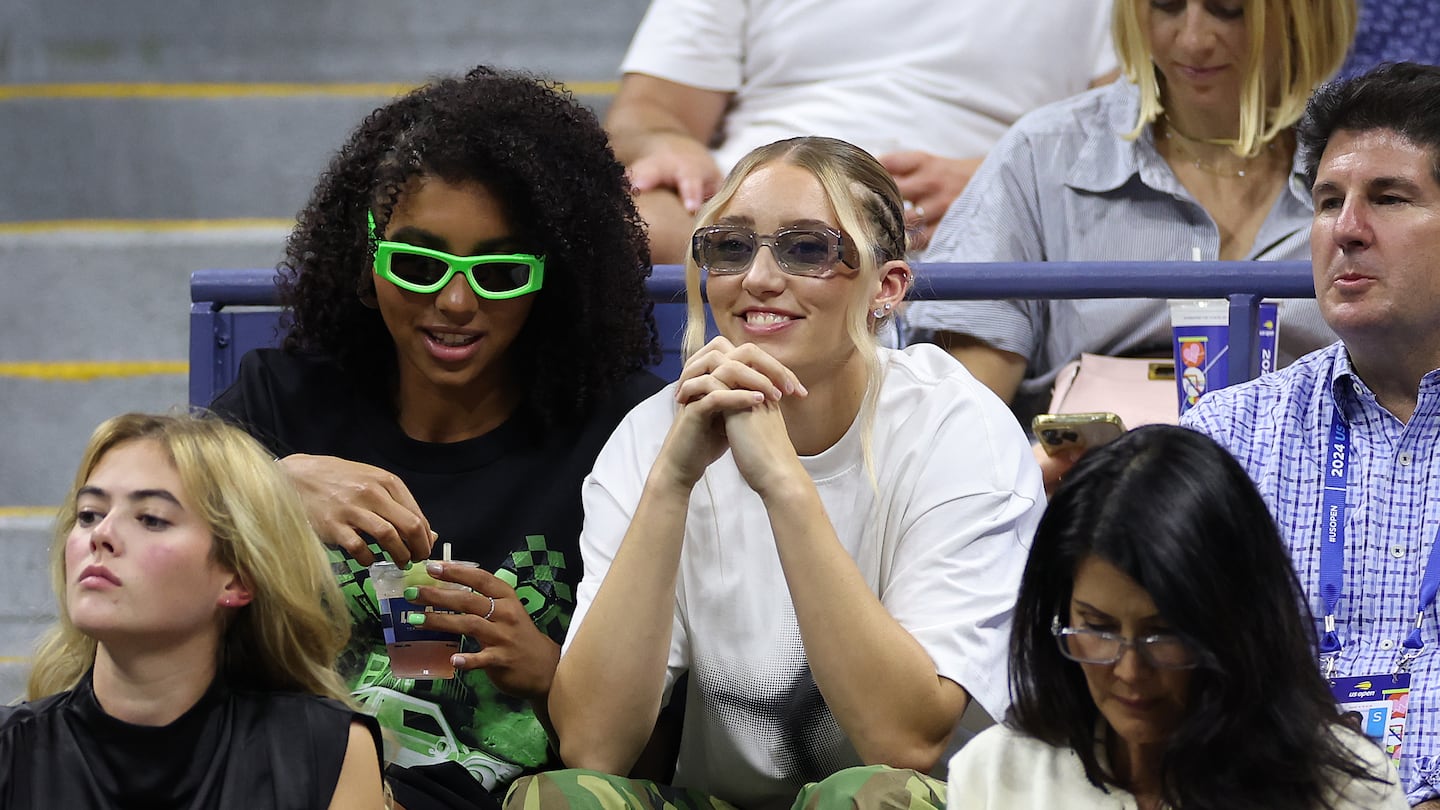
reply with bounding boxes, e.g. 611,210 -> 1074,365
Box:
369,546 -> 477,680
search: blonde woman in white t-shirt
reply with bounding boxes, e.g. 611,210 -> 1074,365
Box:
516,137 -> 1045,810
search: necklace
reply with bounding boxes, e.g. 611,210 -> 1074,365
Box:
1160,118 -> 1278,179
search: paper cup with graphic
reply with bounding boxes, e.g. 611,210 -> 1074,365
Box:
1169,300 -> 1230,417
370,560 -> 478,680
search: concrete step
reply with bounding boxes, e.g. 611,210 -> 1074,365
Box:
2,0 -> 647,84
4,0 -> 644,222
1,374 -> 192,508
0,515 -> 58,704
0,91 -> 615,222
1,226 -> 287,506
1,226 -> 287,361
1,96 -> 391,221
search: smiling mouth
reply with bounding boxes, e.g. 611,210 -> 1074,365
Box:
425,330 -> 481,347
745,312 -> 797,326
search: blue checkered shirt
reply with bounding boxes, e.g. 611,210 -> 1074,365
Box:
1183,341 -> 1440,803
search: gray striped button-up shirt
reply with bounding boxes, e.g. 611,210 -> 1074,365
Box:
904,80 -> 1333,425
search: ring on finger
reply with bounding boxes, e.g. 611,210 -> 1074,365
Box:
481,595 -> 497,621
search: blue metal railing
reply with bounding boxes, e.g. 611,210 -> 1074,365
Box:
190,261 -> 1315,405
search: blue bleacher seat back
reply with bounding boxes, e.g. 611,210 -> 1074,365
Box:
189,280 -> 699,406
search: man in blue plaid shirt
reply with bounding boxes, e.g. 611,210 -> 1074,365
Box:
1183,62 -> 1440,807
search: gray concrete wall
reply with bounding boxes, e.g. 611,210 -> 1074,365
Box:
0,0 -> 649,83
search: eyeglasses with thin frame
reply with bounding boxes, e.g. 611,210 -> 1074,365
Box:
691,225 -> 860,278
368,212 -> 545,300
1051,617 -> 1200,670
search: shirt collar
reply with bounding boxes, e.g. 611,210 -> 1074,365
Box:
1328,345 -> 1364,410
1064,82 -> 1151,194
1331,345 -> 1440,425
1065,81 -> 1310,210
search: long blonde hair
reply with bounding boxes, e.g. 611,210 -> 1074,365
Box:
27,412 -> 354,704
682,136 -> 911,475
1113,0 -> 1356,156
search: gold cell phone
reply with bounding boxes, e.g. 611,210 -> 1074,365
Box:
1031,412 -> 1127,456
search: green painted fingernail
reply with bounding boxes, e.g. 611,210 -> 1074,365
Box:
403,586 -> 419,600
405,612 -> 426,626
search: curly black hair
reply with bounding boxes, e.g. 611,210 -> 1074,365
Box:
279,65 -> 659,430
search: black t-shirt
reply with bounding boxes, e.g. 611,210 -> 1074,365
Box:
0,671 -> 378,809
211,349 -> 663,810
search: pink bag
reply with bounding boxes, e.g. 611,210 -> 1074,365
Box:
1047,353 -> 1179,428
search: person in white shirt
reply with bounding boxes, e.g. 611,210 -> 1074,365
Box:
606,0 -> 1118,262
523,136 -> 1044,810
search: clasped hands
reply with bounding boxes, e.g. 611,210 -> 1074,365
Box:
657,337 -> 809,496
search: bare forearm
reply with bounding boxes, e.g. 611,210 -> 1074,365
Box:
550,475 -> 692,772
936,332 -> 1025,405
607,105 -> 697,165
608,101 -> 698,159
604,75 -> 728,165
763,480 -> 966,769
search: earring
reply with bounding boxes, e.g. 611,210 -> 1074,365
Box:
872,307 -> 886,319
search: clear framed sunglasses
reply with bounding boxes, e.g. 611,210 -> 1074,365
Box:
691,225 -> 860,278
1051,617 -> 1200,670
369,212 -> 545,300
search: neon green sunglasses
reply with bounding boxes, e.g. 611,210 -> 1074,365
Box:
369,212 -> 545,299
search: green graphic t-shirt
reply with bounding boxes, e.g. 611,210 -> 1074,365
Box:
332,535 -> 572,790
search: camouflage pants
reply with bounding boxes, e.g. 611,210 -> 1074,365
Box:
503,765 -> 946,810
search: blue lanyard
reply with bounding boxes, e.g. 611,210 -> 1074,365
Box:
1318,408 -> 1350,655
1318,406 -> 1440,669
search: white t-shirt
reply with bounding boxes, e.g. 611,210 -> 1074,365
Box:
947,724 -> 1408,810
569,344 -> 1044,809
620,0 -> 1118,173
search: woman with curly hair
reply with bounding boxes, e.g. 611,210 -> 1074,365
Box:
212,65 -> 662,810
2,413 -> 385,809
947,426 -> 1404,810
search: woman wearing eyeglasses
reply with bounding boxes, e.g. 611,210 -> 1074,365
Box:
946,425 -> 1405,810
211,66 -> 663,810
527,136 -> 1044,809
